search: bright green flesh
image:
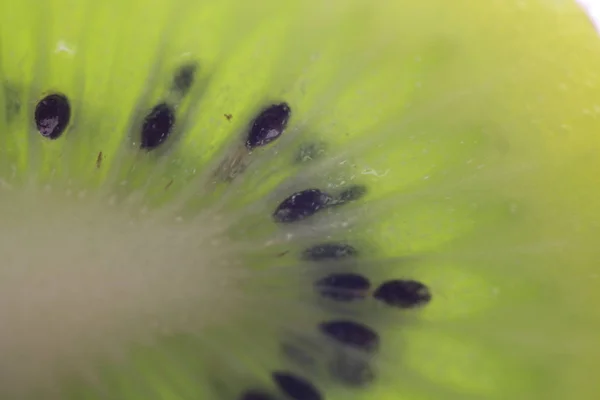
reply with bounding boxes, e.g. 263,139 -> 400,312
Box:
0,0 -> 599,399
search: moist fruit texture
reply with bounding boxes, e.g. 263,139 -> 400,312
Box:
0,0 -> 599,399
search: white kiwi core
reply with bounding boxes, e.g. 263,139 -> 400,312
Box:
0,188 -> 235,396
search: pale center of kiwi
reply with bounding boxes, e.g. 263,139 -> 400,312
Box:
0,189 -> 235,393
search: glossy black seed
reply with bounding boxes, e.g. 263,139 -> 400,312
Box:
272,372 -> 322,400
329,354 -> 374,387
302,243 -> 357,262
319,320 -> 379,353
140,103 -> 175,150
273,189 -> 332,223
34,93 -> 71,139
240,390 -> 277,400
373,279 -> 432,308
336,185 -> 367,204
315,273 -> 370,301
246,103 -> 291,149
172,63 -> 197,94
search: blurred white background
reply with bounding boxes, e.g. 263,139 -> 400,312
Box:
578,0 -> 600,30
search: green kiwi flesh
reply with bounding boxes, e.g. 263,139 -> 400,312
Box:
0,1 -> 599,399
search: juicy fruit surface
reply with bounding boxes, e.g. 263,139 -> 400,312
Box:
0,0 -> 599,399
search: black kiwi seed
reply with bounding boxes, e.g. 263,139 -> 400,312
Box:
315,273 -> 370,302
373,279 -> 432,308
246,103 -> 291,150
302,243 -> 357,262
34,93 -> 71,139
328,353 -> 375,387
172,63 -> 197,95
140,102 -> 175,150
273,189 -> 333,223
319,320 -> 379,353
272,372 -> 322,400
239,390 -> 278,400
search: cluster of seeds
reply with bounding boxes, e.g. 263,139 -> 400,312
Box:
32,64 -> 432,400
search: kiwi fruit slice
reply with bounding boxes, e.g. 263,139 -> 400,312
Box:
0,0 -> 599,399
